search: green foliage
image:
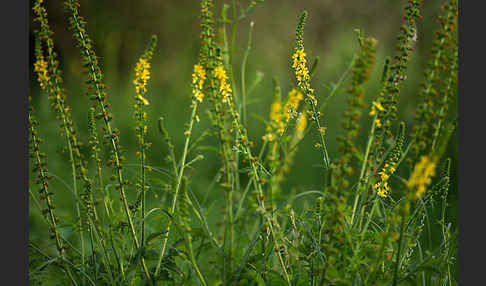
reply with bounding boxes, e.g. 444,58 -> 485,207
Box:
29,0 -> 458,285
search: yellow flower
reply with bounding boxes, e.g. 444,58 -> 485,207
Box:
292,48 -> 309,88
369,107 -> 376,116
370,101 -> 384,116
192,64 -> 206,102
375,118 -> 382,128
214,65 -> 232,103
137,95 -> 149,105
219,81 -> 233,102
34,58 -> 50,89
270,101 -> 282,122
374,162 -> 397,198
193,64 -> 206,82
214,66 -> 228,81
262,133 -> 275,142
292,49 -> 307,68
134,58 -> 151,97
295,113 -> 307,140
306,94 -> 317,106
373,101 -> 384,111
264,95 -> 284,138
283,89 -> 304,122
378,170 -> 389,181
407,156 -> 437,199
265,88 -> 304,139
376,181 -> 391,198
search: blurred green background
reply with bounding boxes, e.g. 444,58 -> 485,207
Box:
29,0 -> 457,251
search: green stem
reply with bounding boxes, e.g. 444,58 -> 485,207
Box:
90,136 -> 122,281
44,46 -> 85,268
186,234 -> 208,286
34,4 -> 86,273
311,102 -> 330,169
29,112 -> 77,285
68,142 -> 84,267
138,102 -> 147,246
230,0 -> 238,67
68,7 -> 152,281
234,140 -> 267,221
431,71 -> 454,151
228,183 -> 234,279
154,102 -> 199,277
351,116 -> 377,226
365,223 -> 390,284
29,242 -> 78,286
319,55 -> 357,113
88,224 -> 98,281
241,21 -> 254,126
392,217 -> 406,286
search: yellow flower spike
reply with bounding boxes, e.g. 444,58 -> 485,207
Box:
283,89 -> 304,122
374,160 -> 398,198
34,58 -> 50,89
270,100 -> 282,123
214,65 -> 233,103
192,64 -> 206,103
295,113 -> 308,140
292,48 -> 310,88
134,58 -> 151,96
407,156 -> 437,199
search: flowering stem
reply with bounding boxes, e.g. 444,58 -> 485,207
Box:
136,101 -> 148,246
431,70 -> 454,151
65,1 -> 152,281
311,102 -> 330,169
234,140 -> 268,221
29,111 -> 78,285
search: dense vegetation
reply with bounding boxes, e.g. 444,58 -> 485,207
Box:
29,0 -> 458,285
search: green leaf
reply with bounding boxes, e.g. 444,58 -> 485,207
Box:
145,230 -> 168,245
29,257 -> 60,276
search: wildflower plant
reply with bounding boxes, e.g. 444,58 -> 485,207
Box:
292,11 -> 330,169
409,0 -> 458,165
132,35 -> 157,249
29,0 -> 458,285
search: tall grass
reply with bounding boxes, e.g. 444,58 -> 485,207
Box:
29,0 -> 458,285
